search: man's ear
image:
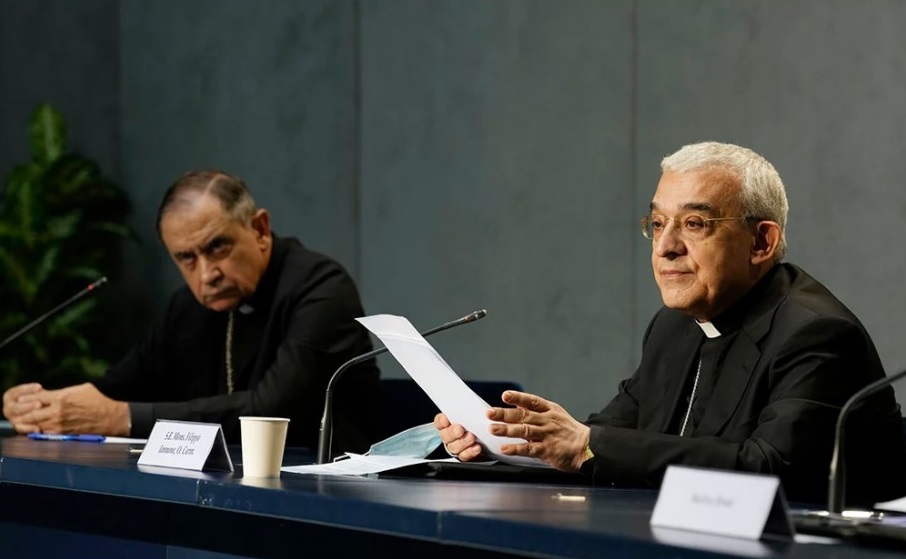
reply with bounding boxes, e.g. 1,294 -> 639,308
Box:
751,221 -> 781,265
250,209 -> 272,249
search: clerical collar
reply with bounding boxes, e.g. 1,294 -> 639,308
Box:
692,266 -> 783,339
696,320 -> 722,338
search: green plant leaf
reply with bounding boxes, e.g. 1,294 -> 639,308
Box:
79,357 -> 109,379
45,154 -> 100,198
0,221 -> 19,239
54,298 -> 97,328
0,246 -> 31,303
2,163 -> 43,241
33,245 -> 61,291
89,221 -> 134,239
46,211 -> 83,240
2,104 -> 135,391
66,266 -> 105,281
30,104 -> 67,166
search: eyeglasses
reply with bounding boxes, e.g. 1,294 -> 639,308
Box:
640,213 -> 752,241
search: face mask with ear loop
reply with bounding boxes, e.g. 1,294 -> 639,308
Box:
365,422 -> 443,459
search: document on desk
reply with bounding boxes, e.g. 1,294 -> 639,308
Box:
357,314 -> 548,468
104,437 -> 149,444
282,454 -> 460,476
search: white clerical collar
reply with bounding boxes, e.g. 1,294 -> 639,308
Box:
696,320 -> 722,338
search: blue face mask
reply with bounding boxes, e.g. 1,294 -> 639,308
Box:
366,422 -> 442,459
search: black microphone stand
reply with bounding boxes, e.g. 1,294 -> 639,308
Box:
828,368 -> 906,513
316,309 -> 486,464
0,277 -> 108,351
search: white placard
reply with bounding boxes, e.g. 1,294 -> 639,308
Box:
137,420 -> 234,472
875,494 -> 906,513
650,465 -> 793,540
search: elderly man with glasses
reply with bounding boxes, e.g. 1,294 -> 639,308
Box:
436,141 -> 905,506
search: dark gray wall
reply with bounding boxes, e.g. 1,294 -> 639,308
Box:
3,0 -> 906,414
119,0 -> 360,305
0,0 -> 120,185
358,1 -> 636,414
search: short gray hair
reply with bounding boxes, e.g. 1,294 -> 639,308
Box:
661,141 -> 788,261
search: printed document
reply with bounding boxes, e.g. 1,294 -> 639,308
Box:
357,314 -> 547,468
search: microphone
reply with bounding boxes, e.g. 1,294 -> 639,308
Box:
828,368 -> 906,513
0,277 -> 108,352
316,309 -> 487,464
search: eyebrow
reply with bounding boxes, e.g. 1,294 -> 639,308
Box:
171,234 -> 232,259
649,202 -> 718,214
201,235 -> 230,252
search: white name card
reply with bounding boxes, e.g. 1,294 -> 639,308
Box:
138,420 -> 234,472
650,465 -> 793,540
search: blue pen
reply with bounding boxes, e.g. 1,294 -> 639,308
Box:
27,433 -> 106,442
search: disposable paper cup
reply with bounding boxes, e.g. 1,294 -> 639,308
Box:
239,416 -> 290,477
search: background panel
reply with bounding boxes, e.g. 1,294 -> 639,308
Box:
359,0 -> 636,415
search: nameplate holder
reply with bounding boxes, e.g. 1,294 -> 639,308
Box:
650,465 -> 794,540
138,420 -> 234,472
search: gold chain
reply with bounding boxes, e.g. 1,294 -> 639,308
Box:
225,310 -> 235,395
679,358 -> 701,437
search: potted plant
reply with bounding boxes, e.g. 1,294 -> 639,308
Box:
0,104 -> 134,392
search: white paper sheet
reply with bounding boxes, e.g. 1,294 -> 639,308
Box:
281,454 -> 460,476
357,314 -> 547,468
104,437 -> 148,444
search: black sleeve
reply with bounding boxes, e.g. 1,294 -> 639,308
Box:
91,295 -> 177,410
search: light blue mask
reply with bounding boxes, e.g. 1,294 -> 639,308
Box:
366,422 -> 442,459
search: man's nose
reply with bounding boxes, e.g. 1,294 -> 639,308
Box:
653,220 -> 686,258
200,258 -> 222,285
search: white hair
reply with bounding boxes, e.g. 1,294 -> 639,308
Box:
661,141 -> 788,261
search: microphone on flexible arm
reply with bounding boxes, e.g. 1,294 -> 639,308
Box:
828,368 -> 906,514
0,276 -> 109,352
316,308 -> 487,464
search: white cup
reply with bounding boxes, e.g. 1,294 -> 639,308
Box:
239,416 -> 290,477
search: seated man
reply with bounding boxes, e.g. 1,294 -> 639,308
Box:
436,141 -> 906,505
3,170 -> 379,456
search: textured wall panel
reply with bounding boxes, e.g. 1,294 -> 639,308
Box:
360,0 -> 635,415
119,0 -> 359,304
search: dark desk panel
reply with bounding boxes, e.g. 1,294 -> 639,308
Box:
0,436 -> 208,503
0,434 -> 902,559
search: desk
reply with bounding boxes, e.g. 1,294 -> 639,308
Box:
0,435 -> 900,559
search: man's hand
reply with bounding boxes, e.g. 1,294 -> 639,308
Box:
434,412 -> 484,461
18,383 -> 130,436
488,390 -> 591,472
2,383 -> 46,433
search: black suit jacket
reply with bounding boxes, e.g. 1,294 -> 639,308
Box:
585,263 -> 905,506
94,236 -> 380,457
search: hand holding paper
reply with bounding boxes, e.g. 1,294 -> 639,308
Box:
484,390 -> 593,472
357,314 -> 547,468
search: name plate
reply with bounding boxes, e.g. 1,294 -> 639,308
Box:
138,420 -> 234,472
650,465 -> 793,540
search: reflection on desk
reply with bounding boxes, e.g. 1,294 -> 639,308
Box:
0,434 -> 904,559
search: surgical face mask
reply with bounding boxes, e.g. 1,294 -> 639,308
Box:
366,422 -> 442,459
